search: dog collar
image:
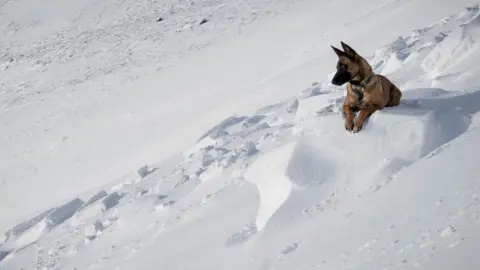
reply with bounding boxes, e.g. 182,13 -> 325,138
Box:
349,73 -> 374,101
350,73 -> 374,89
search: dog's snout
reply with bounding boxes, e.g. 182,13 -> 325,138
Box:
331,71 -> 352,86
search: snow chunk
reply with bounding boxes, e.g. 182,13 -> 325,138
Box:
372,106 -> 470,161
3,208 -> 54,242
244,142 -> 296,231
235,141 -> 258,157
46,198 -> 84,228
11,219 -> 49,249
83,190 -> 108,208
102,192 -> 123,211
281,242 -> 299,255
201,147 -> 229,167
184,136 -> 217,158
0,250 -> 11,262
225,223 -> 258,246
85,221 -> 105,241
137,165 -> 155,178
196,115 -> 248,142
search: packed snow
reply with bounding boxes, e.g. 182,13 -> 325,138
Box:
2,0 -> 480,269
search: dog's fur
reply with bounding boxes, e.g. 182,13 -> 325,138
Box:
331,41 -> 402,133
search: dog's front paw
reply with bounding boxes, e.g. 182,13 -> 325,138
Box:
352,121 -> 364,133
345,120 -> 353,131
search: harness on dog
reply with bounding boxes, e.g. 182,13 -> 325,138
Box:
349,73 -> 374,100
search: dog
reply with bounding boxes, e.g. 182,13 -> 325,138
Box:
330,41 -> 402,133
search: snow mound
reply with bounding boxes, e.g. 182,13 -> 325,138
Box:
381,52 -> 406,75
286,139 -> 338,188
244,143 -> 295,231
422,10 -> 480,76
365,5 -> 480,90
241,85 -> 474,232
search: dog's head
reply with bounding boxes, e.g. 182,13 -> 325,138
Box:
330,42 -> 361,86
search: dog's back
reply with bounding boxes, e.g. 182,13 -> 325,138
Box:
377,74 -> 402,107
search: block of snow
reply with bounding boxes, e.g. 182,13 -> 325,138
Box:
12,219 -> 49,249
0,249 -> 11,262
201,147 -> 229,167
295,98 -> 470,162
46,198 -> 84,228
235,141 -> 258,157
84,221 -> 105,241
137,165 -> 150,178
286,99 -> 299,113
281,242 -> 299,255
3,207 -> 54,242
83,190 -> 108,208
370,108 -> 470,161
102,192 -> 123,211
215,152 -> 238,169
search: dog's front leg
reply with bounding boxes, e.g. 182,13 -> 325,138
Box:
343,104 -> 354,131
353,104 -> 378,133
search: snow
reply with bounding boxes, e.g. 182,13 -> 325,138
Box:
2,0 -> 480,269
244,142 -> 295,231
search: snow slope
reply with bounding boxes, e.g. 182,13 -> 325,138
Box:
0,0 -> 300,232
2,0 -> 480,269
1,0 -> 478,233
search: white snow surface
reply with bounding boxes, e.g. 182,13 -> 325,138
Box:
2,0 -> 480,269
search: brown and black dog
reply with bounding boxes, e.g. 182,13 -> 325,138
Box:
331,41 -> 402,133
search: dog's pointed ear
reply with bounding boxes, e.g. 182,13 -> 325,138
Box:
331,45 -> 344,58
340,41 -> 357,59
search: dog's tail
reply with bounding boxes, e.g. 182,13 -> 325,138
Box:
386,85 -> 402,107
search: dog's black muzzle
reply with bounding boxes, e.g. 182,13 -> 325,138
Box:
331,70 -> 352,86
